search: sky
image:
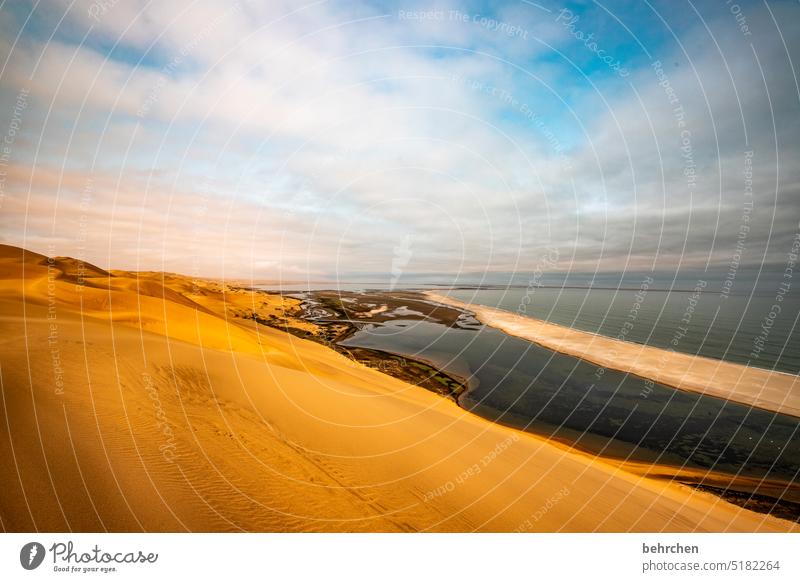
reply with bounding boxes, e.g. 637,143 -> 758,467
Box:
0,0 -> 798,285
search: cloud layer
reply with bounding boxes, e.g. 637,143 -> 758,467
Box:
0,0 -> 798,284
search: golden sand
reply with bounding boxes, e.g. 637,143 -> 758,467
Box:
0,245 -> 794,532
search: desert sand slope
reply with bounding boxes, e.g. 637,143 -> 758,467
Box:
0,245 -> 794,532
427,292 -> 800,418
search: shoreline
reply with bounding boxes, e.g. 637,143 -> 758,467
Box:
259,289 -> 472,401
425,291 -> 800,418
259,288 -> 800,523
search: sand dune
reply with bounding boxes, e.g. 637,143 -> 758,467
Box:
427,292 -> 800,418
0,245 -> 795,532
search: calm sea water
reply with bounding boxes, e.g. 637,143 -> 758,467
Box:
257,282 -> 446,292
444,287 -> 800,375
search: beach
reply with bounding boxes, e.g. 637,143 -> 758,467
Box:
0,244 -> 796,532
426,292 -> 800,418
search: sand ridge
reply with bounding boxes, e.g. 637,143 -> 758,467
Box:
0,245 -> 795,532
